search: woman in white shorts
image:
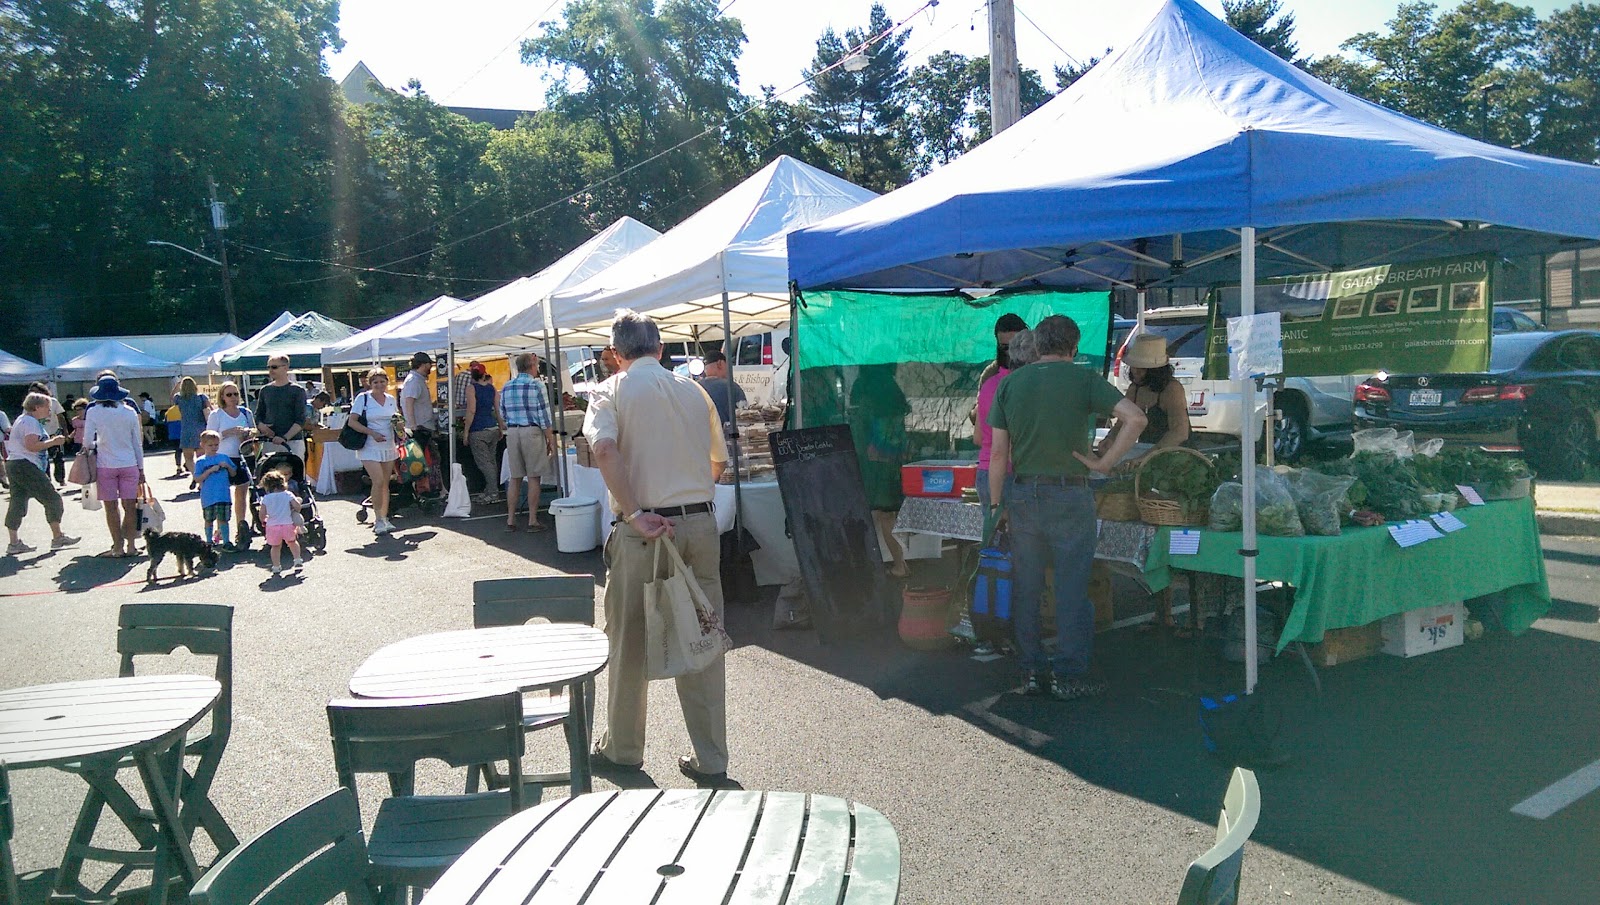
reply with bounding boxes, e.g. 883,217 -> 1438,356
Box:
349,367 -> 403,535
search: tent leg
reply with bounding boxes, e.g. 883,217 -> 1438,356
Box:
722,290 -> 743,543
1239,226 -> 1259,696
551,331 -> 569,499
447,345 -> 456,460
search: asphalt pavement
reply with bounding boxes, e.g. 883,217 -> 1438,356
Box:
1,466 -> 1598,903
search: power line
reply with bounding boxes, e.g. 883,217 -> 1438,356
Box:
1013,1 -> 1081,69
364,0 -> 940,272
438,0 -> 565,104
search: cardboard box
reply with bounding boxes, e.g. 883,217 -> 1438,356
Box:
1309,622 -> 1383,667
574,435 -> 596,468
1381,602 -> 1466,658
901,459 -> 979,499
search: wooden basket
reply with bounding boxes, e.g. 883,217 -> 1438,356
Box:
1095,489 -> 1141,522
1135,446 -> 1212,527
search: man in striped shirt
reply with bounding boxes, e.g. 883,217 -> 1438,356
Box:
498,352 -> 555,531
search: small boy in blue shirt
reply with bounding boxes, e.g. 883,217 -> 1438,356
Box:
193,430 -> 236,546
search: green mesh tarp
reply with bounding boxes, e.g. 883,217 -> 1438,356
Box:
794,289 -> 1110,509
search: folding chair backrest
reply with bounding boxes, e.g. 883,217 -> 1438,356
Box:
327,690 -> 525,810
190,788 -> 377,905
116,603 -> 234,744
473,576 -> 596,628
1,760 -> 18,905
1177,767 -> 1261,905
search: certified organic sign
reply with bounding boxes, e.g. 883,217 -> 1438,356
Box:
1204,254 -> 1493,378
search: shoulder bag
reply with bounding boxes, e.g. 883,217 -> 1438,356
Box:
338,394 -> 368,451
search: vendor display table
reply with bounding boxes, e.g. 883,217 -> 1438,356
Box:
1141,497 -> 1550,649
314,413 -> 365,495
894,497 -> 1161,573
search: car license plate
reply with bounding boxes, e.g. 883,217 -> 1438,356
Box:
1408,389 -> 1442,406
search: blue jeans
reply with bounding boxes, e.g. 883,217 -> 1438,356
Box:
1003,479 -> 1097,675
976,468 -> 990,510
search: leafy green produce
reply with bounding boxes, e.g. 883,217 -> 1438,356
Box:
1140,450 -> 1218,505
1310,452 -> 1426,521
1205,470 -> 1305,536
1419,447 -> 1532,492
1283,468 -> 1357,536
1258,500 -> 1306,537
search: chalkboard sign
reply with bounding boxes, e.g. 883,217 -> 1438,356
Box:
771,424 -> 890,642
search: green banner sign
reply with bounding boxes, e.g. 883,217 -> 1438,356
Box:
1203,254 -> 1493,378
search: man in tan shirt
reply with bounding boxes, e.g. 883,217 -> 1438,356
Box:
584,309 -> 731,784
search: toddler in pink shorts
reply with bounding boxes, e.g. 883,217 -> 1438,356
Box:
256,470 -> 303,578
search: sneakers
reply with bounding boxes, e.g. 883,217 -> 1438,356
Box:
373,519 -> 394,536
1020,670 -> 1047,696
270,566 -> 282,578
1047,674 -> 1108,701
6,541 -> 36,556
51,535 -> 80,550
292,558 -> 304,574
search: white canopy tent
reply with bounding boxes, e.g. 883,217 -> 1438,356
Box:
547,156 -> 878,344
0,349 -> 49,385
178,335 -> 244,377
322,295 -> 467,365
52,340 -> 183,381
447,217 -> 662,351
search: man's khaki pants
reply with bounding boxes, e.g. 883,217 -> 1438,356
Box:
595,510 -> 728,774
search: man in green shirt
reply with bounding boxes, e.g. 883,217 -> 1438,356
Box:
987,315 -> 1146,700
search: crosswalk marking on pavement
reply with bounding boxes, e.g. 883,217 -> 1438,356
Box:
1511,758 -> 1600,819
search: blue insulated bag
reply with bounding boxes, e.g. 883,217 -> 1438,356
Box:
971,540 -> 1014,644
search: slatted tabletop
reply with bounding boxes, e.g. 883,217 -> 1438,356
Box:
0,675 -> 222,769
348,624 -> 610,699
419,789 -> 901,905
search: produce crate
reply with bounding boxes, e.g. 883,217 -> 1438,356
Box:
333,468 -> 368,497
574,435 -> 596,468
901,459 -> 979,499
1381,602 -> 1466,658
1309,622 -> 1382,667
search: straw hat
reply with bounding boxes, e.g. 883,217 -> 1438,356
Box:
1125,334 -> 1171,369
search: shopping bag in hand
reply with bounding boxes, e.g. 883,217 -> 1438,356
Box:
644,538 -> 733,680
441,463 -> 471,518
67,451 -> 96,486
136,484 -> 166,534
81,482 -> 102,511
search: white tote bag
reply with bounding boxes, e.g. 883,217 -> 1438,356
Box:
644,538 -> 732,680
81,482 -> 103,512
442,463 -> 472,518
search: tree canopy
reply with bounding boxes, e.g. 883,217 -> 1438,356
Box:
3,0 -> 1599,361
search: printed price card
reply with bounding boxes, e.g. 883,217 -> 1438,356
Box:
1169,529 -> 1201,556
1431,511 -> 1467,533
1388,520 -> 1443,548
1456,484 -> 1485,506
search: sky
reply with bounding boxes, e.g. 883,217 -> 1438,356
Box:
325,0 -> 1572,112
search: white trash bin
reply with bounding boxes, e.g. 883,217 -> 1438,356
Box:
550,496 -> 601,553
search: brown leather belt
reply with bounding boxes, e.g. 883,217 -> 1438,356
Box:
645,502 -> 714,518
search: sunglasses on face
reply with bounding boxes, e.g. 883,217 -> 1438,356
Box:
223,392 -> 239,398
268,364 -> 285,370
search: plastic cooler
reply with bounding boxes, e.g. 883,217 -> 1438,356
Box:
901,459 -> 979,499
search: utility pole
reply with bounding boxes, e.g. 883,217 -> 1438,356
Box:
989,0 -> 1021,135
1476,82 -> 1503,142
208,174 -> 238,335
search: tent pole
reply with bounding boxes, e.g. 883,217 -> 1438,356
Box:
543,296 -> 569,498
447,344 -> 456,461
719,256 -> 744,543
790,293 -> 803,429
1239,226 -> 1260,695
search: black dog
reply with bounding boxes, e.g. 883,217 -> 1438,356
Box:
145,530 -> 220,583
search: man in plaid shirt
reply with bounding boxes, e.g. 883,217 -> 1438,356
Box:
498,352 -> 555,531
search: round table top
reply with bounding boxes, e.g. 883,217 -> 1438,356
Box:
349,623 -> 610,699
420,789 -> 900,905
0,675 -> 222,769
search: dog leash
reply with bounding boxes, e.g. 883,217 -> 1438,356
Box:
0,576 -> 156,598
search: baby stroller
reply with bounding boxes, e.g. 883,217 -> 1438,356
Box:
244,439 -> 329,554
356,433 -> 444,524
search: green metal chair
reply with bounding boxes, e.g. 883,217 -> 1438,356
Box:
189,788 -> 377,905
1,761 -> 18,905
327,689 -> 526,904
1177,767 -> 1261,905
468,575 -> 597,793
56,603 -> 238,900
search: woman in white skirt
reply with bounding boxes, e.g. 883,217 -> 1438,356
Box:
349,367 -> 404,535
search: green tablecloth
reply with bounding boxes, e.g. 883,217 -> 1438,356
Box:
1142,497 -> 1550,650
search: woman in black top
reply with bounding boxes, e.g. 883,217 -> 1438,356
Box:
1099,333 -> 1191,458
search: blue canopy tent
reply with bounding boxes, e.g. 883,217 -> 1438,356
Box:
789,0 -> 1600,691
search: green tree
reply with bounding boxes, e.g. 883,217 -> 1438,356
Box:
802,3 -> 911,191
521,0 -> 750,221
1223,0 -> 1301,63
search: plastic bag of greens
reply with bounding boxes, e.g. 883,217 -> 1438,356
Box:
1209,482 -> 1244,532
1205,471 -> 1306,537
1354,427 -> 1416,458
1283,468 -> 1357,536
